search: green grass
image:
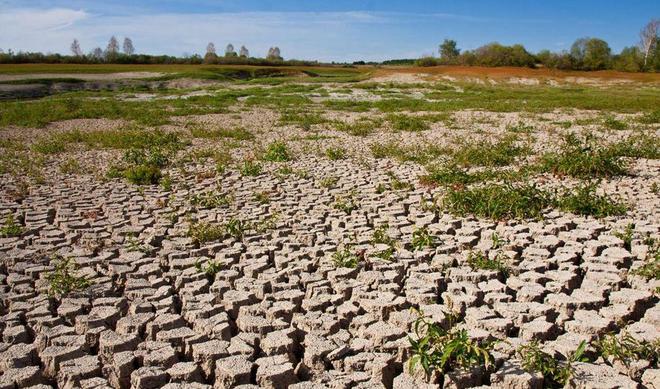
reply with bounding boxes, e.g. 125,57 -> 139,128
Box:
387,114 -> 430,132
279,110 -> 328,130
443,181 -> 626,220
540,133 -> 628,178
333,118 -> 382,137
556,182 -> 627,218
187,221 -> 226,244
450,135 -> 528,167
190,191 -> 233,209
412,226 -> 437,251
593,333 -> 659,368
603,116 -> 628,131
240,159 -> 263,176
443,183 -> 553,220
123,165 -> 162,185
371,141 -> 446,164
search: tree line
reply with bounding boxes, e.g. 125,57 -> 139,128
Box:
414,19 -> 659,72
0,36 -> 319,66
1,19 -> 658,71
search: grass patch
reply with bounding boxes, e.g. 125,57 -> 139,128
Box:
450,135 -> 528,167
189,125 -> 254,141
517,340 -> 587,388
371,141 -> 446,164
466,251 -> 510,278
603,116 -> 628,131
593,333 -> 659,368
325,147 -> 347,160
540,133 -> 627,178
387,114 -> 430,132
334,118 -> 382,137
556,182 -> 626,218
240,159 -> 263,176
332,245 -> 360,268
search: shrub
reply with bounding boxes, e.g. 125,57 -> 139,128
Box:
443,183 -> 553,220
556,182 -> 626,218
262,141 -> 291,162
124,165 -> 162,185
408,310 -> 495,376
415,57 -> 439,67
45,255 -> 91,297
540,133 -> 627,178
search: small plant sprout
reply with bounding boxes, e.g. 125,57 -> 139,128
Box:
0,214 -> 23,238
466,250 -> 511,278
46,255 -> 92,297
332,245 -> 360,268
319,176 -> 339,188
613,223 -> 635,251
254,191 -> 271,204
593,332 -> 659,367
195,259 -> 223,278
491,232 -> 506,249
411,226 -> 436,251
334,194 -> 358,214
325,147 -> 347,160
240,158 -> 262,176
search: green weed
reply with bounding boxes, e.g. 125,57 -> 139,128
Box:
593,333 -> 659,367
412,226 -> 437,251
45,255 -> 92,297
0,214 -> 23,238
388,114 -> 430,132
466,251 -> 511,278
240,159 -> 263,176
517,340 -> 588,388
325,147 -> 347,160
332,245 -> 360,268
540,133 -> 627,178
262,141 -> 292,162
556,182 -> 626,218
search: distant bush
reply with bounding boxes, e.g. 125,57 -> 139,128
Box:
415,57 -> 439,67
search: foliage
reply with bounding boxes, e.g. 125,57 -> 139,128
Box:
334,195 -> 358,214
517,340 -> 588,388
187,221 -> 226,244
408,309 -> 495,376
45,255 -> 92,297
613,223 -> 635,251
593,332 -> 660,367
388,114 -> 430,132
195,259 -> 223,277
540,133 -> 627,178
442,183 -> 553,220
451,135 -> 528,167
190,192 -> 233,209
412,226 -> 437,251
0,214 -> 23,238
240,159 -> 263,176
332,245 -> 360,268
123,164 -> 162,185
556,182 -> 627,218
262,141 -> 292,162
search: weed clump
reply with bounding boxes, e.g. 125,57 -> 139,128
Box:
451,135 -> 528,167
262,141 -> 291,162
556,182 -> 626,218
332,245 -> 360,268
540,133 -> 627,178
191,192 -> 233,209
46,256 -> 92,297
240,159 -> 263,176
325,147 -> 347,160
412,226 -> 437,251
123,165 -> 162,185
593,333 -> 659,368
443,183 -> 553,220
195,259 -> 223,278
517,340 -> 588,388
408,309 -> 495,376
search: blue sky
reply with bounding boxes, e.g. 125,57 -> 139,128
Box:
1,0 -> 657,62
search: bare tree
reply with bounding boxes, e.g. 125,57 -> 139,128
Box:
239,45 -> 249,58
123,37 -> 135,55
206,42 -> 216,55
267,46 -> 282,60
106,36 -> 119,57
90,47 -> 103,60
640,19 -> 659,67
70,39 -> 83,56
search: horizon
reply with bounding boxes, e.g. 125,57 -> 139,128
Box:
1,0 -> 658,62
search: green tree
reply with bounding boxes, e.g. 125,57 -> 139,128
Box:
571,37 -> 611,70
439,39 -> 460,62
613,46 -> 643,72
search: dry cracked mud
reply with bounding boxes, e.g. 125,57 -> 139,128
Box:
0,75 -> 659,389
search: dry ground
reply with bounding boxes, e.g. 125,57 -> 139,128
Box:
0,66 -> 659,389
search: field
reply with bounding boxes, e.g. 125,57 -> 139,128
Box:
0,64 -> 659,389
